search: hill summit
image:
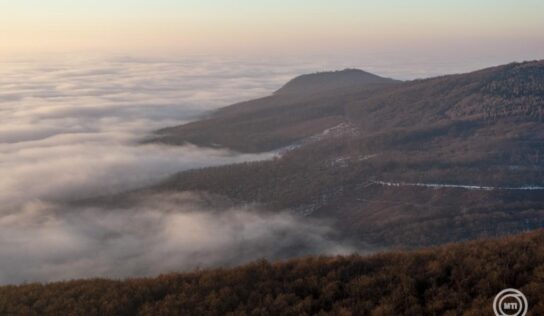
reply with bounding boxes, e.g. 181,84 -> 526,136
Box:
275,68 -> 397,95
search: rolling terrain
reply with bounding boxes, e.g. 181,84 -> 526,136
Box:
148,60 -> 544,248
151,69 -> 400,152
3,61 -> 543,314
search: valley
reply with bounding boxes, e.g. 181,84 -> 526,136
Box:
143,61 -> 544,248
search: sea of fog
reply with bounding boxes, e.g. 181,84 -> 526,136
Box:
0,57 -> 307,207
0,57 -> 363,284
0,56 -> 493,284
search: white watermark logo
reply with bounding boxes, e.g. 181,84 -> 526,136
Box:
493,288 -> 528,316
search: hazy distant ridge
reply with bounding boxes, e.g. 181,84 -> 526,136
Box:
275,68 -> 398,95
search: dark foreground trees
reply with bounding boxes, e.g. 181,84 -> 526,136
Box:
1,230 -> 543,315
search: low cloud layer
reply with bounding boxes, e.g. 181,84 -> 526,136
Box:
0,139 -> 274,209
0,57 -> 355,284
0,193 -> 355,284
0,57 -> 303,207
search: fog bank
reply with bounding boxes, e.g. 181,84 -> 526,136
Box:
0,58 -> 356,284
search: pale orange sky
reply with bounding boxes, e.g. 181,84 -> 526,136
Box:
1,1 -> 543,62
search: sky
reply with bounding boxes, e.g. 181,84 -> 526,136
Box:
1,0 -> 543,63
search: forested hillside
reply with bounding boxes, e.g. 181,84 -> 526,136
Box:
152,61 -> 544,152
144,61 -> 544,248
151,69 -> 399,152
1,230 -> 543,316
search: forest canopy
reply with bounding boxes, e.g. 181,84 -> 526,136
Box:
1,229 -> 543,316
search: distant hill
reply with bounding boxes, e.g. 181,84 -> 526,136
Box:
152,61 -> 544,152
149,60 -> 544,248
275,68 -> 398,95
150,69 -> 400,152
1,230 -> 543,315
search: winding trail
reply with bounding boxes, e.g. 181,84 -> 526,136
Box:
373,181 -> 544,191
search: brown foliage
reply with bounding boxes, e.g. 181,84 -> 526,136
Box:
138,60 -> 544,248
1,230 -> 543,315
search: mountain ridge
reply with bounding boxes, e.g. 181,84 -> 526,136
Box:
151,67 -> 400,152
152,60 -> 544,152
146,60 -> 544,249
